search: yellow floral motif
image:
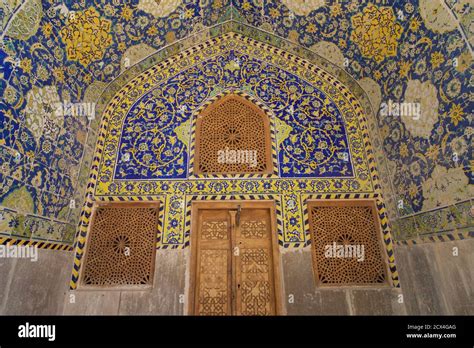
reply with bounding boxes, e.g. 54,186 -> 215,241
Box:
430,51 -> 445,69
350,4 -> 403,63
213,0 -> 223,9
118,42 -> 127,52
449,104 -> 464,126
53,67 -> 64,83
399,143 -> 409,157
426,144 -> 440,161
338,38 -> 347,49
147,26 -> 158,36
242,1 -> 251,11
270,8 -> 279,18
20,58 -> 33,74
42,22 -> 53,37
307,23 -> 317,33
409,18 -> 421,32
408,183 -> 418,198
60,7 -> 113,67
399,61 -> 412,78
121,5 -> 133,21
330,3 -> 343,17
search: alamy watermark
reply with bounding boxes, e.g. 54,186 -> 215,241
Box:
217,147 -> 258,167
0,244 -> 38,262
324,242 -> 365,262
380,100 -> 420,120
18,322 -> 55,341
53,101 -> 96,120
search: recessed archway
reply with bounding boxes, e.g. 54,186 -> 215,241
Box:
71,31 -> 399,291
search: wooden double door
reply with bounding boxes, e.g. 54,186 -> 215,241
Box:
189,201 -> 282,315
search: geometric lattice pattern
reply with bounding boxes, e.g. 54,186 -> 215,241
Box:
196,209 -> 231,315
80,204 -> 159,287
201,221 -> 229,240
308,200 -> 387,285
195,95 -> 272,174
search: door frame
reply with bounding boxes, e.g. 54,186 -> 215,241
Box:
187,200 -> 284,315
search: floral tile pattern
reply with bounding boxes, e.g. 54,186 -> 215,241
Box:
113,49 -> 353,180
1,0 -> 231,244
88,33 -> 381,249
1,0 -> 472,247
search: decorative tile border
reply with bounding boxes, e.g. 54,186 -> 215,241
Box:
0,206 -> 76,244
0,236 -> 73,251
394,231 -> 473,246
392,199 -> 473,241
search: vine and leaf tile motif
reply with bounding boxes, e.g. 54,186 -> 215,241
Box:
236,0 -> 472,239
94,34 -> 377,246
114,49 -> 354,180
1,0 -> 472,246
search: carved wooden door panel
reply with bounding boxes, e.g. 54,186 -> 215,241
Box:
191,202 -> 281,316
194,209 -> 232,315
234,208 -> 276,315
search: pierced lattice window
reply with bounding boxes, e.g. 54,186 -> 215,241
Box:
194,94 -> 272,175
80,202 -> 159,288
308,200 -> 388,286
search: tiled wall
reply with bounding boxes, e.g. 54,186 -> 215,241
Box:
1,0 -> 472,246
67,27 -> 405,289
0,0 -> 231,245
233,0 -> 473,240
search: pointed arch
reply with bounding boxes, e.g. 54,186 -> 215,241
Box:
194,94 -> 273,175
